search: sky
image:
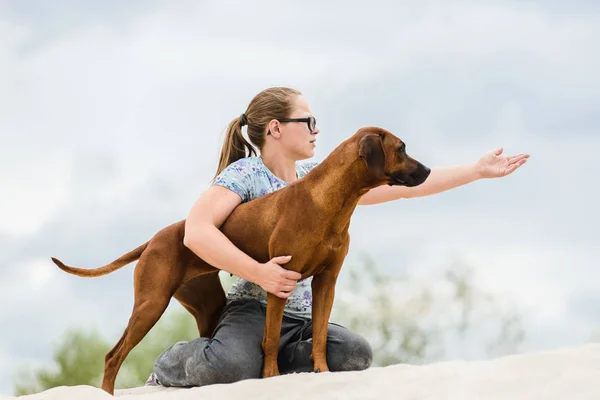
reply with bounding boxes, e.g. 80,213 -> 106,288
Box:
1,0 -> 599,395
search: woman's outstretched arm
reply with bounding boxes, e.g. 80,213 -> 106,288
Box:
359,147 -> 529,205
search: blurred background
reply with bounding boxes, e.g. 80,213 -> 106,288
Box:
1,0 -> 598,396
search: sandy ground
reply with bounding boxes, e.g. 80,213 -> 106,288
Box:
6,344 -> 600,399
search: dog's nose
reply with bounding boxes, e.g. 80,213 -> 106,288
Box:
415,165 -> 431,183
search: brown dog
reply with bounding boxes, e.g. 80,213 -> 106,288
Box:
52,126 -> 430,394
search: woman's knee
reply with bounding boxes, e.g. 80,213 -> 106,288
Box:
192,345 -> 263,384
155,338 -> 263,386
344,334 -> 373,371
328,331 -> 373,372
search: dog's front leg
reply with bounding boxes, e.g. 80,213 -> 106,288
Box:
310,269 -> 339,373
261,293 -> 286,378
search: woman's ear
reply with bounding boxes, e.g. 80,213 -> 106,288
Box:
267,119 -> 282,138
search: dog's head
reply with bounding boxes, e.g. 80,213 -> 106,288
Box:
357,127 -> 431,187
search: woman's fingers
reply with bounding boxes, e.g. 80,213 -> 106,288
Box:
508,154 -> 530,163
271,255 -> 292,265
504,158 -> 528,175
265,254 -> 303,298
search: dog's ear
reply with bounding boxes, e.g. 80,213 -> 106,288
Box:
359,133 -> 385,175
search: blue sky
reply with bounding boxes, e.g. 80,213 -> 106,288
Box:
0,0 -> 598,395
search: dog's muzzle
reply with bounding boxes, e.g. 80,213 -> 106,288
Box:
388,165 -> 431,187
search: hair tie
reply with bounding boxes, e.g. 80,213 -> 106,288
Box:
239,113 -> 248,127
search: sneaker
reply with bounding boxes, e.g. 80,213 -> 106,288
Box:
145,372 -> 161,386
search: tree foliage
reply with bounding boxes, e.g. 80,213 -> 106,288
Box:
15,259 -> 524,394
331,253 -> 525,366
14,309 -> 198,395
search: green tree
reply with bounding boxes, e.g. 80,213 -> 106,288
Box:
331,252 -> 525,366
15,261 -> 524,394
14,309 -> 198,395
14,329 -> 109,395
14,270 -> 238,395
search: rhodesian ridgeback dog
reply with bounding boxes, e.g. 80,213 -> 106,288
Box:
52,126 -> 430,394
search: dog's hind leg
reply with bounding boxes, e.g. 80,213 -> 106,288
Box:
101,294 -> 171,394
101,252 -> 183,394
175,272 -> 226,338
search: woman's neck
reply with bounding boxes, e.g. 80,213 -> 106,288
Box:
260,153 -> 298,183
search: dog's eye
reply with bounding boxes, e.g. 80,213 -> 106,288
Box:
397,144 -> 406,153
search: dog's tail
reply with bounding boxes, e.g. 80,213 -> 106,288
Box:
51,241 -> 149,278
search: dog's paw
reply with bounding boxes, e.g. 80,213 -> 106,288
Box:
261,366 -> 280,378
313,362 -> 329,373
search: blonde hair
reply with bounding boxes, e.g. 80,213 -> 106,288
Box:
214,87 -> 301,180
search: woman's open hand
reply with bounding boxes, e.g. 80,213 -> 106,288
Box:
476,147 -> 529,178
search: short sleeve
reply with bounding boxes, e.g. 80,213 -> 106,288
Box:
213,159 -> 254,202
297,160 -> 319,178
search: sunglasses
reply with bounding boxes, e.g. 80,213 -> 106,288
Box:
267,116 -> 317,135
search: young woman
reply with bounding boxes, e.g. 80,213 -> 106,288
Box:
148,87 -> 529,387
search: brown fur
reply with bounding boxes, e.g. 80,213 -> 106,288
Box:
52,126 -> 430,394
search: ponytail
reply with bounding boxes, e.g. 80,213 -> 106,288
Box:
213,117 -> 257,180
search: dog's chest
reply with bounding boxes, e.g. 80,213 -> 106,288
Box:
322,235 -> 347,253
309,232 -> 349,267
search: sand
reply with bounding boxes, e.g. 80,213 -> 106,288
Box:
6,344 -> 600,399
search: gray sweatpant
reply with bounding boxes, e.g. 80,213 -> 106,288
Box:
153,299 -> 372,387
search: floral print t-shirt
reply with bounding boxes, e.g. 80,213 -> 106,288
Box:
213,156 -> 319,319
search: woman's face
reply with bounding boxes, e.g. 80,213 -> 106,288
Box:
277,95 -> 320,160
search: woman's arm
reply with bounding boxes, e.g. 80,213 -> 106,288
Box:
359,147 -> 529,205
183,186 -> 301,298
359,164 -> 480,204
